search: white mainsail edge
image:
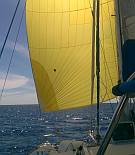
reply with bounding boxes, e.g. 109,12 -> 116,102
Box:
114,0 -> 123,82
114,0 -> 135,82
119,0 -> 135,18
119,0 -> 135,40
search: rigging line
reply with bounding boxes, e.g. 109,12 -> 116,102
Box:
100,44 -> 114,86
96,2 -> 117,111
100,47 -> 116,111
100,0 -> 109,108
0,2 -> 25,103
94,0 -> 114,121
99,2 -> 115,112
100,1 -> 118,87
0,0 -> 21,60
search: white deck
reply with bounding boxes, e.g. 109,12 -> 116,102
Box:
29,140 -> 135,155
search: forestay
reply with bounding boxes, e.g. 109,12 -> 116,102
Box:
26,0 -> 118,111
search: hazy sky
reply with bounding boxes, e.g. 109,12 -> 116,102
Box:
0,0 -> 38,105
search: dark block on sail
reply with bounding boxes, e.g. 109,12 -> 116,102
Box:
122,39 -> 135,81
112,40 -> 135,96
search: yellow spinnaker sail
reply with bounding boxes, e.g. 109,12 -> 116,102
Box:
26,0 -> 118,111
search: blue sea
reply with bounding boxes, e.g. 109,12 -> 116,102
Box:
0,104 -> 116,155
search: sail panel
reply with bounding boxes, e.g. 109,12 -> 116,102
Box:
26,0 -> 118,111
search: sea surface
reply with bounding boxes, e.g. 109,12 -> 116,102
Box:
0,104 -> 116,155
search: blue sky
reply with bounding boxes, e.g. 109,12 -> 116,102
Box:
0,0 -> 38,105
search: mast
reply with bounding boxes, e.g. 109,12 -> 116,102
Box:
91,0 -> 96,107
96,0 -> 101,144
90,0 -> 96,134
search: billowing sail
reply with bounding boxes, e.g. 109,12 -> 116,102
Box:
26,0 -> 118,111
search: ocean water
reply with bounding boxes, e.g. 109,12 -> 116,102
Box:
0,104 -> 116,155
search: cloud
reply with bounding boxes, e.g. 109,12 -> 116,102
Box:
0,73 -> 38,105
0,73 -> 29,90
15,42 -> 29,57
1,92 -> 38,105
5,40 -> 29,57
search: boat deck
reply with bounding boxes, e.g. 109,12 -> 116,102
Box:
87,141 -> 135,155
29,140 -> 135,155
